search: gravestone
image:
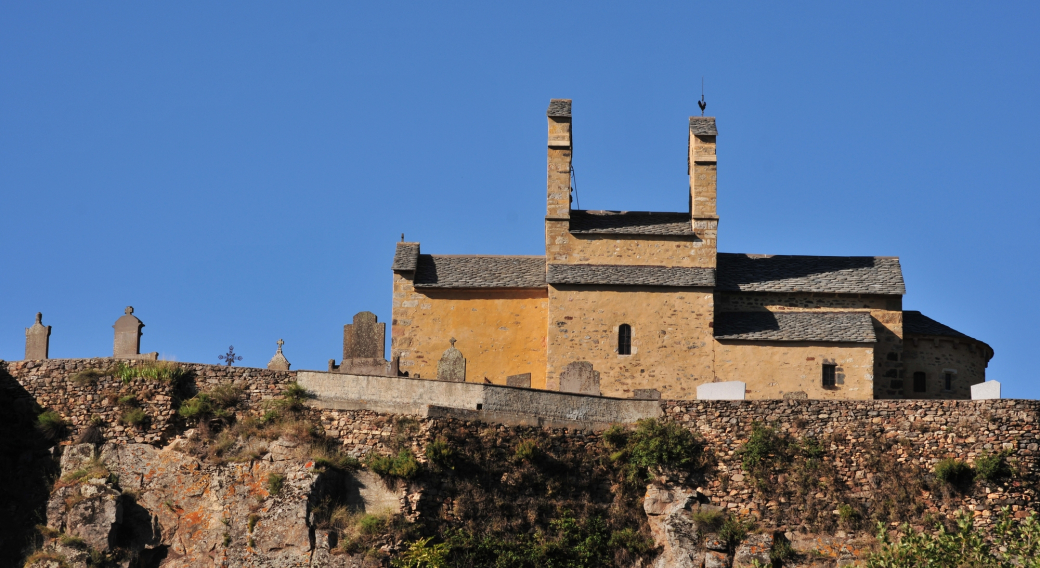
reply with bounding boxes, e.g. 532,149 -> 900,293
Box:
113,307 -> 158,361
971,380 -> 1001,400
697,381 -> 746,400
437,338 -> 466,382
632,388 -> 660,400
267,339 -> 291,371
506,373 -> 532,388
24,312 -> 51,360
559,361 -> 600,396
330,311 -> 395,375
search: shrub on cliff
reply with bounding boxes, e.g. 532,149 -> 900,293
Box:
36,411 -> 68,441
178,393 -> 230,423
368,449 -> 421,479
268,381 -> 309,414
112,360 -> 188,384
603,418 -> 703,482
974,450 -> 1014,482
934,458 -> 974,490
866,508 -> 1040,568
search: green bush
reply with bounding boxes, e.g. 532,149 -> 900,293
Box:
740,422 -> 791,477
514,439 -> 541,463
368,449 -> 421,479
267,473 -> 284,496
974,451 -> 1013,482
934,458 -> 974,489
70,368 -> 103,386
269,381 -> 309,413
718,515 -> 753,549
208,383 -> 243,409
605,418 -> 703,482
392,536 -> 450,568
866,508 -> 1040,568
313,454 -> 362,472
178,392 -> 232,423
120,408 -> 148,427
358,513 -> 387,535
36,410 -> 68,441
691,508 -> 725,531
425,438 -> 454,469
117,395 -> 139,408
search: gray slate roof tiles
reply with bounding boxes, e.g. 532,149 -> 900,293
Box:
903,311 -> 972,340
716,253 -> 906,295
714,311 -> 877,343
547,99 -> 572,117
413,255 -> 547,288
392,242 -> 420,271
569,210 -> 696,237
547,264 -> 715,287
689,117 -> 718,136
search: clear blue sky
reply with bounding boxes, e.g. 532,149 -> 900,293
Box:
2,2 -> 1038,398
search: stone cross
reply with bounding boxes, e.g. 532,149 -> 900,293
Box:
437,337 -> 466,382
267,338 -> 291,371
24,312 -> 51,360
559,361 -> 601,396
113,306 -> 157,360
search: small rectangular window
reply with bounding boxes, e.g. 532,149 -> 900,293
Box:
944,373 -> 954,391
913,372 -> 926,393
618,324 -> 632,355
822,364 -> 836,387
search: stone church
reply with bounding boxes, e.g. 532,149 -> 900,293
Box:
388,99 -> 993,400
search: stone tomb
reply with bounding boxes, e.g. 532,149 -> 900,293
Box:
971,380 -> 1001,400
25,312 -> 51,360
329,311 -> 397,376
697,381 -> 746,400
112,307 -> 158,361
559,361 -> 601,396
267,339 -> 291,371
437,338 -> 466,382
506,373 -> 532,388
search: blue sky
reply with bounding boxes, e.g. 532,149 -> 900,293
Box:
2,2 -> 1038,398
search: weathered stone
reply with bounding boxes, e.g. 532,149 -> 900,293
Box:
506,373 -> 532,388
344,311 -> 385,360
734,533 -> 773,567
705,550 -> 729,568
559,361 -> 600,396
24,312 -> 50,360
112,307 -> 157,360
644,483 -> 700,568
267,338 -> 291,371
437,338 -> 466,382
783,390 -> 808,400
633,388 -> 661,400
697,380 -> 745,400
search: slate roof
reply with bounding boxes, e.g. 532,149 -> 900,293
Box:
392,243 -> 420,271
547,264 -> 715,287
690,117 -> 718,136
716,253 -> 906,295
568,210 -> 696,237
903,311 -> 973,340
413,255 -> 547,288
714,311 -> 877,343
547,99 -> 572,117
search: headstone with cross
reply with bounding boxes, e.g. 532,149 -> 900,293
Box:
329,311 -> 396,376
437,337 -> 466,382
24,312 -> 51,360
267,339 -> 291,371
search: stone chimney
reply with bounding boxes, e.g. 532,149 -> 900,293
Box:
689,117 -> 718,218
25,312 -> 50,360
546,99 -> 573,219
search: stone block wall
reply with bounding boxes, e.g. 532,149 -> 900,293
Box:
1,358 -> 297,444
662,398 -> 1040,529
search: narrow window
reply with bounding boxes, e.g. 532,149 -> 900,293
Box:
822,364 -> 836,387
618,324 -> 632,355
913,372 -> 926,393
944,372 -> 954,391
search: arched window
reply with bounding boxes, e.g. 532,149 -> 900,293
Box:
618,324 -> 632,355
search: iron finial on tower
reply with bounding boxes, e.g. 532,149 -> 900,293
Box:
698,77 -> 707,116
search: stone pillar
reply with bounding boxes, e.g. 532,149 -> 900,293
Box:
546,99 -> 573,219
267,339 -> 291,371
689,116 -> 718,218
437,338 -> 466,382
113,306 -> 157,360
25,312 -> 51,360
